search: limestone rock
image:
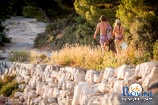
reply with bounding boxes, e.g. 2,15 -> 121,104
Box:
0,61 -> 157,105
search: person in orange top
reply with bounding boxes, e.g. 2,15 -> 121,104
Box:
93,15 -> 111,51
113,19 -> 124,54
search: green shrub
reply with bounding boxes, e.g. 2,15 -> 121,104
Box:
0,22 -> 10,46
74,0 -> 117,24
63,23 -> 96,45
34,32 -> 53,48
153,41 -> 158,60
0,80 -> 18,97
8,51 -> 30,62
23,6 -> 46,21
0,81 -> 4,89
0,75 -> 18,97
34,15 -> 75,49
34,15 -> 97,50
116,0 -> 158,56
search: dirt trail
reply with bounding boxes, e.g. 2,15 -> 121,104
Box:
0,16 -> 50,59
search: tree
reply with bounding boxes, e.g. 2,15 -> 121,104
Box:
116,0 -> 158,53
74,0 -> 118,24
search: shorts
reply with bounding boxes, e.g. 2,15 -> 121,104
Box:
115,36 -> 123,41
100,35 -> 108,45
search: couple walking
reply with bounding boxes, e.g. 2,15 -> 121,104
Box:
93,15 -> 124,54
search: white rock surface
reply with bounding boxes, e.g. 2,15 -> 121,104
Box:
0,61 -> 157,105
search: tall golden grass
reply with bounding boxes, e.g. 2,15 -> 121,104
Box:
50,45 -> 145,71
8,45 -> 150,71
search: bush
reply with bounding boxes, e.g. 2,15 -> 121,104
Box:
23,6 -> 46,21
8,51 -> 30,62
53,23 -> 96,49
0,75 -> 18,97
0,22 -> 10,46
116,0 -> 158,56
34,32 -> 53,48
153,41 -> 158,60
0,80 -> 18,97
34,15 -> 75,49
34,15 -> 97,50
74,0 -> 117,24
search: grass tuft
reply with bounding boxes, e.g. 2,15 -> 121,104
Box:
50,45 -> 151,71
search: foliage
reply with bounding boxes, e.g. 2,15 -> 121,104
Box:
34,15 -> 97,50
8,51 -> 30,62
116,0 -> 158,55
153,41 -> 158,60
0,22 -> 10,46
0,81 -> 18,97
34,16 -> 72,49
74,0 -> 118,24
0,75 -> 18,97
8,50 -> 49,63
23,6 -> 46,21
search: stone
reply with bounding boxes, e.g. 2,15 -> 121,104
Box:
116,64 -> 135,80
0,61 -> 157,105
53,88 -> 60,98
14,92 -> 23,98
135,62 -> 158,89
47,98 -> 57,103
101,67 -> 115,82
112,80 -> 125,94
85,70 -> 99,84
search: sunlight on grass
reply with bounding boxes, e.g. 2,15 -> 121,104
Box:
8,45 -> 150,71
50,45 -> 144,71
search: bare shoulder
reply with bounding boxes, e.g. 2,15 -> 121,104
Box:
97,22 -> 101,26
97,23 -> 101,28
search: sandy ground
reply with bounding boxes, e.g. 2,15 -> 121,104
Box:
0,16 -> 50,59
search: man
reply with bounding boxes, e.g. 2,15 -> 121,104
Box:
93,15 -> 111,51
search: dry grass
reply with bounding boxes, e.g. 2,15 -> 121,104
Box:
30,51 -> 49,64
50,45 -> 143,71
8,50 -> 49,64
8,44 -> 150,71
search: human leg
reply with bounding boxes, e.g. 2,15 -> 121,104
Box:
115,40 -> 121,55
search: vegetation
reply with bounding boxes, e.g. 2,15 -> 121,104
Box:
23,6 -> 46,21
153,41 -> 158,60
7,45 -> 151,70
116,0 -> 158,55
0,75 -> 19,97
8,51 -> 30,62
34,15 -> 97,50
74,0 -> 118,24
50,45 -> 152,70
1,0 -> 158,70
0,23 -> 10,46
8,50 -> 49,64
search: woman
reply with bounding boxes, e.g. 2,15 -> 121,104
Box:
113,19 -> 124,55
93,15 -> 111,51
